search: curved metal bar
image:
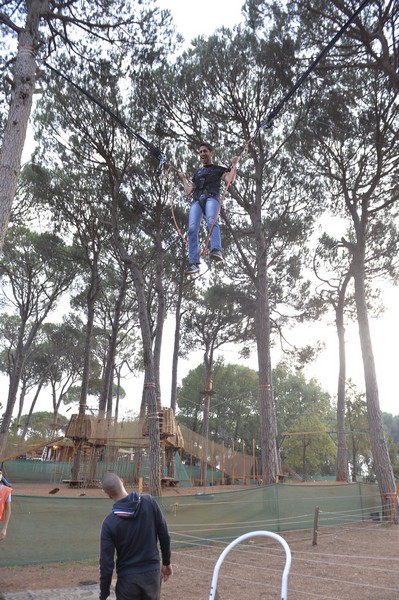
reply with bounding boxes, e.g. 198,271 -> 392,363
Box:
208,530 -> 292,600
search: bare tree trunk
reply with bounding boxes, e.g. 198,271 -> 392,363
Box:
153,219 -> 166,412
170,263 -> 185,413
0,317 -> 43,456
98,266 -> 128,418
353,253 -> 396,515
20,381 -> 44,440
335,272 -> 351,482
15,380 -> 28,428
0,0 -> 48,249
351,442 -> 357,483
106,366 -> 114,421
71,259 -> 99,482
254,236 -> 279,484
128,262 -> 161,497
224,187 -> 280,484
114,365 -> 122,424
110,178 -> 161,497
200,368 -> 213,486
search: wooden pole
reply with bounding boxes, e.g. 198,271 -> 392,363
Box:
312,506 -> 320,546
190,439 -> 193,484
211,440 -> 215,486
242,439 -> 246,484
232,441 -> 235,484
222,441 -> 225,485
252,438 -> 256,483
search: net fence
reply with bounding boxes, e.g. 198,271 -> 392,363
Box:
0,482 -> 383,566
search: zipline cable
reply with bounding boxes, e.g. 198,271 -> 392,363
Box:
255,0 -> 372,134
44,0 -> 371,268
45,0 -> 371,165
43,61 -> 170,167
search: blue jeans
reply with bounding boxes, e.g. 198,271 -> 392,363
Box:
188,197 -> 222,264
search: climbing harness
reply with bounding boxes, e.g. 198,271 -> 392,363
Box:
209,530 -> 292,600
164,162 -> 187,247
200,161 -> 238,257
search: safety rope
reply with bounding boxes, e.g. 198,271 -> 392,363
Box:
199,0 -> 371,256
43,0 -> 371,266
166,163 -> 188,246
44,62 -> 169,166
255,0 -> 371,134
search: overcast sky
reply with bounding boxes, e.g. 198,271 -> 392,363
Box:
8,0 -> 399,420
157,0 -> 245,44
152,0 -> 399,417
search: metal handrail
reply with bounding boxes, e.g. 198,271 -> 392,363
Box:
208,530 -> 292,600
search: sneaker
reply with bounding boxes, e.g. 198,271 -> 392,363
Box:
209,249 -> 224,262
185,263 -> 200,276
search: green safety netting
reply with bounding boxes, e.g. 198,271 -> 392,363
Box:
0,482 -> 382,566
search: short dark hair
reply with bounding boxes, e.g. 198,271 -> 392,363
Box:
199,142 -> 213,152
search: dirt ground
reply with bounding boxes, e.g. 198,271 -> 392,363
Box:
1,482 -> 398,599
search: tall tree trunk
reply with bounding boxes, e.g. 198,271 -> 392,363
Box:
19,381 -> 44,440
128,262 -> 161,497
15,380 -> 28,428
70,260 -> 99,482
114,365 -> 122,424
170,263 -> 185,413
110,188 -> 161,495
253,220 -> 279,484
0,0 -> 48,249
200,357 -> 213,486
335,271 -> 351,482
353,252 -> 396,515
153,219 -> 166,412
0,318 -> 43,456
98,267 -> 128,418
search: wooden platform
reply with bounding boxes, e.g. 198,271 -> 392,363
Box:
161,477 -> 179,487
62,479 -> 85,488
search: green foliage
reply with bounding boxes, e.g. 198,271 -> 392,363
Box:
382,413 -> 399,479
273,362 -> 336,478
273,362 -> 335,430
0,226 -> 79,315
177,359 -> 259,447
345,385 -> 372,481
17,411 -> 69,441
62,377 -> 126,409
177,359 -> 337,477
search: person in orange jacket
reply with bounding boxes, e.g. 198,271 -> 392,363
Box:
0,469 -> 12,540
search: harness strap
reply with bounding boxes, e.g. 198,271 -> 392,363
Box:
201,151 -> 245,255
201,177 -> 233,256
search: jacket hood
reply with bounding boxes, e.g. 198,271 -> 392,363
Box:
112,491 -> 141,518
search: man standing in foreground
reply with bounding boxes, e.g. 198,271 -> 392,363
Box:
100,473 -> 172,600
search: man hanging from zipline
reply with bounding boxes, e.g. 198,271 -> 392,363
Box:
179,142 -> 239,276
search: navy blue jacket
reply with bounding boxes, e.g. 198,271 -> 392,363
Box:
99,492 -> 171,600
